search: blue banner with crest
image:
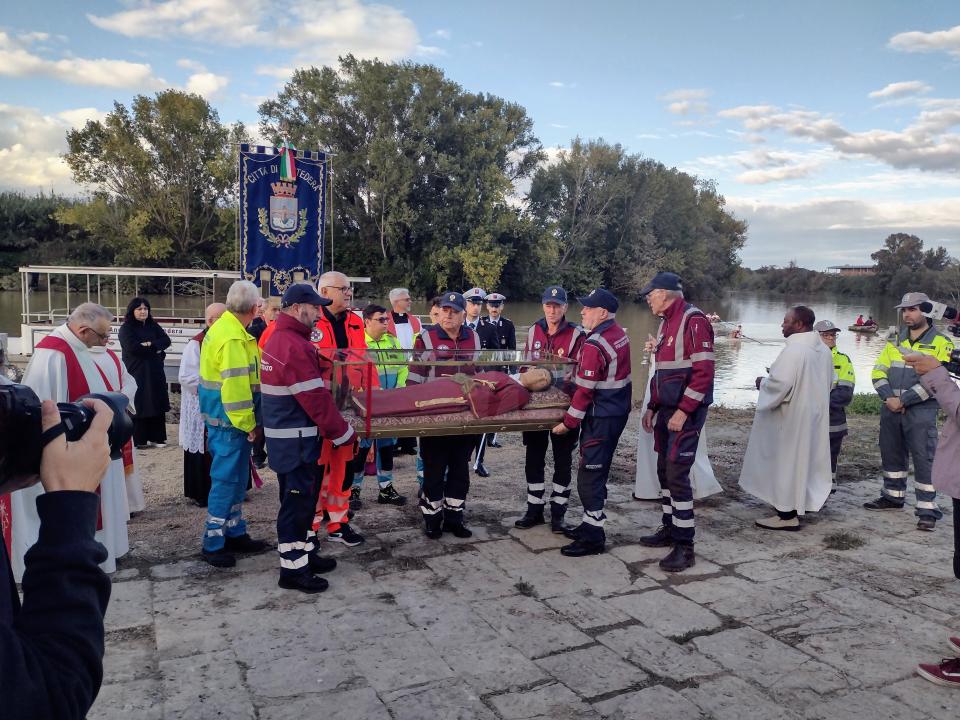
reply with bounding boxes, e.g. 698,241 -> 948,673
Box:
239,144 -> 326,295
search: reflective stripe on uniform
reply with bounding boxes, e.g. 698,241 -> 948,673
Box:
567,407 -> 586,419
915,482 -> 936,493
223,399 -> 253,412
672,517 -> 695,528
673,500 -> 694,511
910,383 -> 930,401
683,387 -> 705,402
280,556 -> 309,570
830,424 -> 847,433
527,494 -> 546,505
689,351 -> 714,362
264,426 -> 319,438
221,366 -> 250,379
261,377 -> 326,396
916,500 -> 938,509
883,470 -> 908,478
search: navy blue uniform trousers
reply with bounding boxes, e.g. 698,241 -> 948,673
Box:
575,414 -> 629,545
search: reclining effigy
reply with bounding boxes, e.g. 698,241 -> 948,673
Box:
345,368 -> 571,438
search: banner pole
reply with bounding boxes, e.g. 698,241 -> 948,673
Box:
235,144 -> 241,275
329,155 -> 335,272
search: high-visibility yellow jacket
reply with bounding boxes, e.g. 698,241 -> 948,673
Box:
872,324 -> 953,408
199,310 -> 261,433
364,331 -> 408,389
829,346 -> 855,434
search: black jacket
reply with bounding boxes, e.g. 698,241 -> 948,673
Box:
119,320 -> 171,417
489,317 -> 516,350
1,491 -> 111,719
467,317 -> 500,350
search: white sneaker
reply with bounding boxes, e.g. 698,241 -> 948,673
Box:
147,441 -> 168,449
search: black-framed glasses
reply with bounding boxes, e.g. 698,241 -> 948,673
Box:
323,285 -> 352,293
373,317 -> 389,324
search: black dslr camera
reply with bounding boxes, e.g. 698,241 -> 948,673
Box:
920,300 -> 960,377
0,383 -> 133,478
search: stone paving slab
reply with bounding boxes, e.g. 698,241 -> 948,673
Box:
487,682 -> 600,719
543,592 -> 635,630
258,687 -> 390,720
534,644 -> 649,699
383,679 -> 498,720
471,594 -> 594,659
604,684 -> 706,720
596,625 -> 721,680
607,588 -> 722,638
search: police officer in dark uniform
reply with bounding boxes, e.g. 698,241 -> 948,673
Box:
479,291 -> 515,452
463,287 -> 499,476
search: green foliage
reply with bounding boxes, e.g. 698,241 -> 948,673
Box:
62,90 -> 244,267
0,192 -> 102,275
848,393 -> 883,415
526,138 -> 746,301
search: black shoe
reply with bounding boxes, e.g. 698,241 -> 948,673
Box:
639,525 -> 673,548
442,522 -> 473,539
328,524 -> 365,547
308,554 -> 337,573
863,496 -> 905,510
224,534 -> 269,554
562,524 -> 582,540
202,548 -> 236,568
424,525 -> 443,540
514,511 -> 545,529
551,518 -> 573,535
659,544 -> 695,572
347,509 -> 355,521
349,487 -> 363,511
917,518 -> 936,532
489,440 -> 503,448
377,485 -> 407,506
475,463 -> 490,478
278,573 -> 329,594
560,539 -> 605,557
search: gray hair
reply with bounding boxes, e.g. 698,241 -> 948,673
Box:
389,287 -> 410,302
665,290 -> 684,301
68,302 -> 113,327
225,280 -> 261,314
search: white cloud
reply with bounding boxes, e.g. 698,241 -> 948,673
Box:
868,80 -> 932,99
549,81 -> 574,89
416,45 -> 446,57
718,101 -> 960,173
0,104 -> 107,194
432,28 -> 451,39
0,30 -> 166,89
737,163 -> 821,185
660,88 -> 711,116
889,24 -> 960,57
177,59 -> 230,98
89,0 -> 421,81
729,195 -> 960,268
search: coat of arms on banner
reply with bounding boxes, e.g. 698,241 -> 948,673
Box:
258,181 -> 308,247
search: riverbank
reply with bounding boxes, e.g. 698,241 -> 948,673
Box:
90,407 -> 957,720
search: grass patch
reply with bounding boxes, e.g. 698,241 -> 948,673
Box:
848,393 -> 882,415
514,579 -> 537,597
823,530 -> 866,550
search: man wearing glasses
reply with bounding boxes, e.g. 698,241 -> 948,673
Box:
312,271 -> 369,547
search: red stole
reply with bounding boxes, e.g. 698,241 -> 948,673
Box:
33,334 -> 107,531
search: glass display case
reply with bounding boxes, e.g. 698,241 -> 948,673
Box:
325,349 -> 576,439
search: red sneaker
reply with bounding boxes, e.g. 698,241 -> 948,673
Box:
917,658 -> 960,688
949,637 -> 960,654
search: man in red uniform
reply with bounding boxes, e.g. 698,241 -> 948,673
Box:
639,272 -> 715,572
261,283 -> 356,593
312,271 -> 368,547
553,288 -> 632,557
408,292 -> 482,539
515,285 -> 585,533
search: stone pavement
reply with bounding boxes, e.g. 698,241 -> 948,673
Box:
90,478 -> 958,720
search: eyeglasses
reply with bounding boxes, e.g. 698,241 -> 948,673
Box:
322,285 -> 352,293
372,317 -> 389,323
85,326 -> 110,342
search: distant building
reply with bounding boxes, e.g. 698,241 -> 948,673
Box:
826,264 -> 876,277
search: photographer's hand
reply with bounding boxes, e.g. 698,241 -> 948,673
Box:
39,399 -> 112,493
904,353 -> 941,376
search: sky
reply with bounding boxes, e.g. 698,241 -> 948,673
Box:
1,0 -> 959,270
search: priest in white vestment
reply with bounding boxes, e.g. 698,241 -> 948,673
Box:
739,306 -> 834,531
635,360 -> 722,500
89,343 -> 145,513
11,303 -> 131,581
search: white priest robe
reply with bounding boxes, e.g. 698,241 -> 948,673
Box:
635,360 -> 722,500
90,344 -> 146,513
177,336 -> 204,454
738,331 -> 834,514
11,325 -> 131,581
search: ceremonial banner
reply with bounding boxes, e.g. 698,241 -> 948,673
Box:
239,143 -> 327,295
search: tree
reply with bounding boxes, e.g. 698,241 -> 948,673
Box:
61,90 -> 242,266
258,55 -> 544,295
871,233 -> 952,294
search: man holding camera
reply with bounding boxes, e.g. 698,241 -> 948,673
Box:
2,381 -> 115,719
11,303 -> 132,581
867,292 -> 955,530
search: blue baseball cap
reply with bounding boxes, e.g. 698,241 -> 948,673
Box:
639,272 -> 683,297
541,286 -> 568,304
439,291 -> 466,312
281,283 -> 331,307
579,288 -> 619,312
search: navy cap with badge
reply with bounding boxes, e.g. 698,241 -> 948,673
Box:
638,271 -> 683,297
439,291 -> 466,312
578,287 -> 619,313
542,286 -> 568,305
281,283 -> 332,307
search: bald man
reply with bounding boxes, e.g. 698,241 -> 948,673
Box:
313,272 -> 370,547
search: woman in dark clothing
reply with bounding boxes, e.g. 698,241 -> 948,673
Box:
119,297 -> 171,448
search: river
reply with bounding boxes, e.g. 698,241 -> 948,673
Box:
0,288 -> 914,408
